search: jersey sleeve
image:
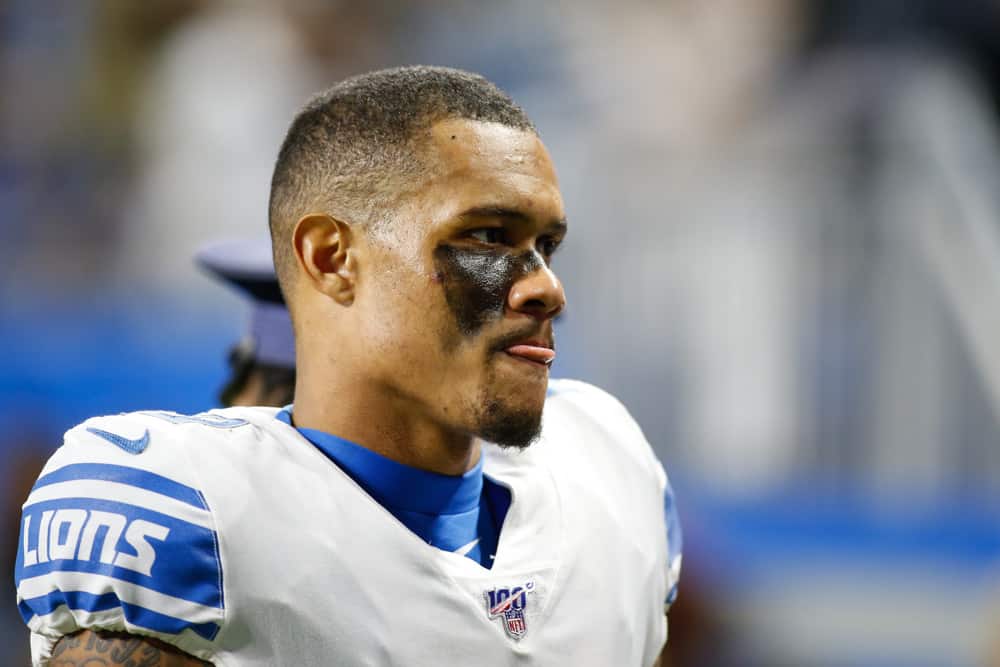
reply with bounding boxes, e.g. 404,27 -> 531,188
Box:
14,415 -> 225,665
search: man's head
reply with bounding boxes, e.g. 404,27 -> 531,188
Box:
270,66 -> 566,450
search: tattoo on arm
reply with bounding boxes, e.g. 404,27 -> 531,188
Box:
49,630 -> 210,666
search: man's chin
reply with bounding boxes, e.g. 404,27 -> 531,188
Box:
476,397 -> 544,450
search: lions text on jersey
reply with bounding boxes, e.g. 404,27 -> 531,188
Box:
16,380 -> 681,666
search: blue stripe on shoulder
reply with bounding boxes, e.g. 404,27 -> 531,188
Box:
18,591 -> 118,624
20,589 -> 220,641
16,498 -> 223,609
664,481 -> 682,565
19,552 -> 223,610
33,463 -> 207,510
664,480 -> 683,605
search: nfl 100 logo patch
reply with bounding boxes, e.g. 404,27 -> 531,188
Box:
484,580 -> 535,640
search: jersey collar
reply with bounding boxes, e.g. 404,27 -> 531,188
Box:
276,408 -> 483,516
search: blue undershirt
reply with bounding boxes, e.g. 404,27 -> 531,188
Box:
276,409 -> 510,569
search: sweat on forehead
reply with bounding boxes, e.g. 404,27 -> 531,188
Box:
267,66 -> 538,290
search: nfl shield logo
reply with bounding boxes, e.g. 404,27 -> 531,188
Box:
484,580 -> 535,640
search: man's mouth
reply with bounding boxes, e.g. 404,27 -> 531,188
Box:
503,340 -> 555,367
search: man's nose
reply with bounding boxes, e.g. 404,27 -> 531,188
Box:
507,260 -> 566,321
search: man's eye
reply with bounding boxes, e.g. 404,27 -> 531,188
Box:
537,236 -> 561,257
468,228 -> 507,244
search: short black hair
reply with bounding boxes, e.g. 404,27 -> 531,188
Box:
268,65 -> 536,290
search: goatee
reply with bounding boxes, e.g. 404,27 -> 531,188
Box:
477,397 -> 542,450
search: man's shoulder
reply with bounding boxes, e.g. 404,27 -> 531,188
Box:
543,378 -> 664,479
11,407 -> 272,662
545,379 -> 648,445
34,405 -> 289,507
59,406 -> 279,458
546,378 -> 627,413
72,405 -> 281,437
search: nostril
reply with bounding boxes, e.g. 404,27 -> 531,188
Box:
523,298 -> 547,310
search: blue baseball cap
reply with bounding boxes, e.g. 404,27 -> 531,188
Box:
196,238 -> 295,369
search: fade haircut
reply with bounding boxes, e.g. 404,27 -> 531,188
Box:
268,65 -> 536,291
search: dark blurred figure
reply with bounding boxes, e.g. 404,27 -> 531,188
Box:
1,433 -> 55,667
196,239 -> 295,408
660,574 -> 730,667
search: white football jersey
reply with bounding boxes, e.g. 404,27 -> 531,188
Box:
16,379 -> 681,666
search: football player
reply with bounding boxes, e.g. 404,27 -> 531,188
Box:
196,239 -> 296,408
15,66 -> 681,666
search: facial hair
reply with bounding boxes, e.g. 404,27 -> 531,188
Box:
474,385 -> 543,450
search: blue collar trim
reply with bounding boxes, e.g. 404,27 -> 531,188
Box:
276,408 -> 483,516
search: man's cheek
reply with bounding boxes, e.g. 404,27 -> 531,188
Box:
432,246 -> 542,336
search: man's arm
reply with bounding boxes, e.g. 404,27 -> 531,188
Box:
48,630 -> 210,667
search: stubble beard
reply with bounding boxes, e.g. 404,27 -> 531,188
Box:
472,372 -> 545,450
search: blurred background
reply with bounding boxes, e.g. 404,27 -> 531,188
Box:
3,0 -> 1000,665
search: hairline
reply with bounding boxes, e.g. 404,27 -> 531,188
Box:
271,115 -> 539,293
267,67 -> 539,314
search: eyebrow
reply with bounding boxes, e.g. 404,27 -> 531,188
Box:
458,206 -> 568,234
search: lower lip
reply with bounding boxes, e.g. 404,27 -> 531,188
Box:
504,345 -> 555,368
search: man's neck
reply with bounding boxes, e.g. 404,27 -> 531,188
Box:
290,373 -> 479,477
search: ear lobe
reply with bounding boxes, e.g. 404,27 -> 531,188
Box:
292,214 -> 357,306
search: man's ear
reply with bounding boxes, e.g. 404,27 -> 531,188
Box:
292,213 -> 357,306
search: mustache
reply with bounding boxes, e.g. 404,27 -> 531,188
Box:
490,326 -> 555,353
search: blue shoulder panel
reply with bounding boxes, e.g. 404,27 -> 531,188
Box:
664,479 -> 682,606
14,462 -> 224,641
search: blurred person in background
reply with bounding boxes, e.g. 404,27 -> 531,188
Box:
14,66 -> 681,666
196,239 -> 296,408
118,0 -> 399,291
